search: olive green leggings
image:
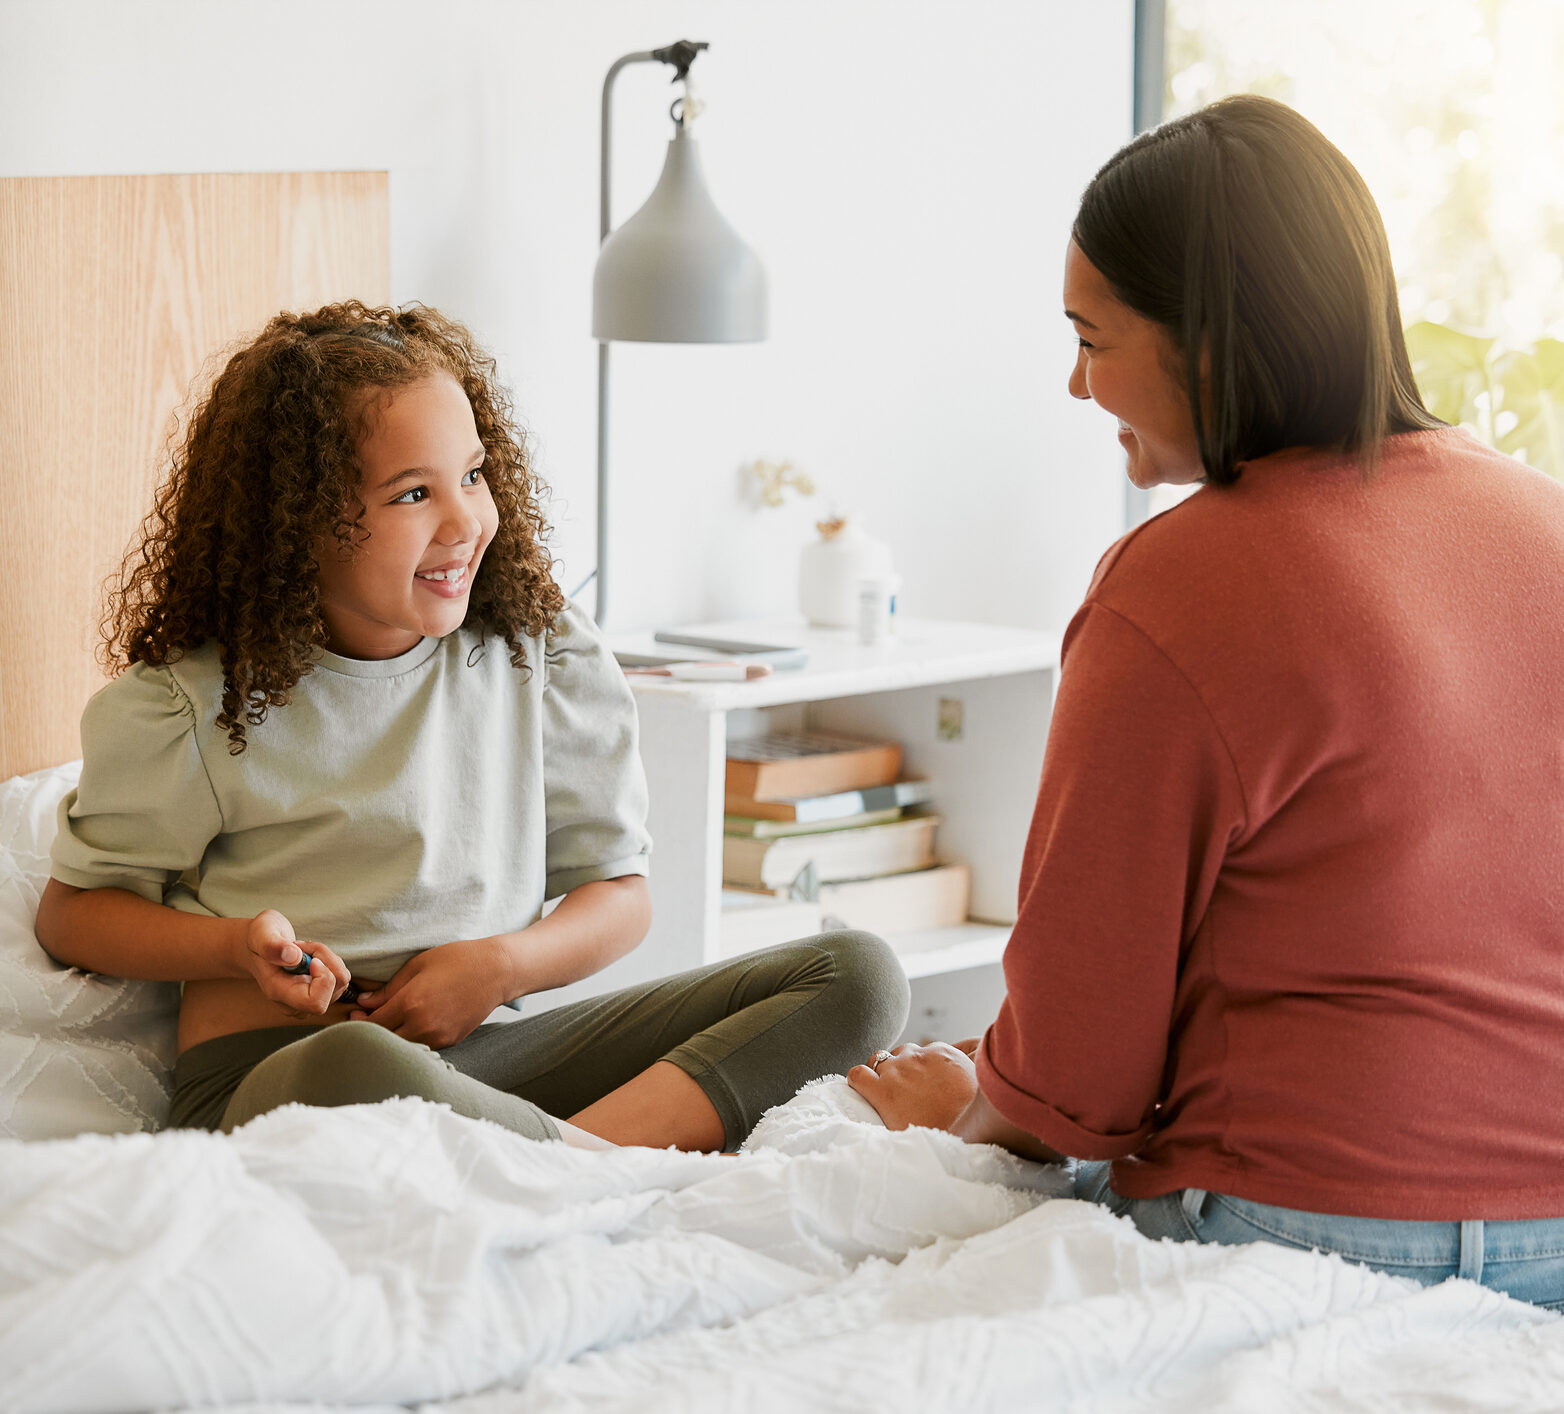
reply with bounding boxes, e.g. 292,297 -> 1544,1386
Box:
168,931 -> 909,1148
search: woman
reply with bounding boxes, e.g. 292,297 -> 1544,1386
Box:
850,95 -> 1564,1307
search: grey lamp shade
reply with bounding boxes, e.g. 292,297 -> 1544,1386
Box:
593,127 -> 767,343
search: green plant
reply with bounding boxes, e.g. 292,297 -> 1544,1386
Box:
1404,321 -> 1564,479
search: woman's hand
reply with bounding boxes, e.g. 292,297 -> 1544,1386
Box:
349,936 -> 509,1049
847,1041 -> 982,1134
851,1037 -> 1070,1164
238,908 -> 352,1016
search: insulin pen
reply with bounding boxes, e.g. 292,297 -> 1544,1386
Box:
282,950 -> 361,1004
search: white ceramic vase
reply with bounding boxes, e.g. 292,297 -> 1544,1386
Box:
799,519 -> 894,628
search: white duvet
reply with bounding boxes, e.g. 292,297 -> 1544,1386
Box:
5,1082 -> 1564,1414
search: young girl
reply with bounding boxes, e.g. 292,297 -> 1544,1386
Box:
34,301 -> 908,1150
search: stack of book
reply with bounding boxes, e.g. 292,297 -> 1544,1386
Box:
719,731 -> 971,953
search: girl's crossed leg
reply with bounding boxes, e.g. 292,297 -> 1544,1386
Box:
171,930 -> 909,1150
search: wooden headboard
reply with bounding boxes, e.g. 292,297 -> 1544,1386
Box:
0,172 -> 390,780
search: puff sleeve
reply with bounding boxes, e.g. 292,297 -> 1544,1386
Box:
539,603 -> 652,898
50,663 -> 223,904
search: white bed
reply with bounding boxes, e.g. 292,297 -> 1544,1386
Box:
6,763 -> 1564,1414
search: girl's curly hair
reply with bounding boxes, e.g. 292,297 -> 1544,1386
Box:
102,301 -> 565,754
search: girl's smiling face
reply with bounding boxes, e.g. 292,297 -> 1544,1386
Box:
315,373 -> 499,659
1063,240 -> 1204,490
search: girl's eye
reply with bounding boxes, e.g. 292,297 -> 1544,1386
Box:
1076,337 -> 1095,351
389,466 -> 482,504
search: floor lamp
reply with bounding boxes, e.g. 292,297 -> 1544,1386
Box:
591,39 -> 768,629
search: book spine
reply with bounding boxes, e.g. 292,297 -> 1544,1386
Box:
724,778 -> 936,825
817,863 -> 971,934
723,806 -> 904,839
721,816 -> 939,890
727,742 -> 903,803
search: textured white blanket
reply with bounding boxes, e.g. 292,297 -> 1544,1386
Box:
4,1082 -> 1564,1414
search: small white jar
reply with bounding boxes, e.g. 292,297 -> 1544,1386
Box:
799,519 -> 894,628
856,572 -> 901,645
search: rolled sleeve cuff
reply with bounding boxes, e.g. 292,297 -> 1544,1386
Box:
975,1037 -> 1154,1161
543,853 -> 649,901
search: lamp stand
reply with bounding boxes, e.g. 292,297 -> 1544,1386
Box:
593,42 -> 710,627
595,338 -> 612,626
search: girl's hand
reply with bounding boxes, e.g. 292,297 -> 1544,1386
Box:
350,937 -> 508,1049
239,908 -> 352,1016
847,1042 -> 981,1134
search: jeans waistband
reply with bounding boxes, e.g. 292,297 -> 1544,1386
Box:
1200,1189 -> 1564,1271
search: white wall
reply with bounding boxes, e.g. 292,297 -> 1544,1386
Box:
0,0 -> 1133,635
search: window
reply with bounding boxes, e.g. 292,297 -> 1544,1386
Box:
1131,0 -> 1564,522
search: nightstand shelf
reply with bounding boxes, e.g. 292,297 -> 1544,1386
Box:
534,616 -> 1058,1022
886,921 -> 1013,980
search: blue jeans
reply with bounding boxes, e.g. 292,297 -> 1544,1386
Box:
1074,1162 -> 1564,1311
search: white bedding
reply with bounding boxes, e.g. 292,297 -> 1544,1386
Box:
0,762 -> 180,1141
6,1081 -> 1564,1414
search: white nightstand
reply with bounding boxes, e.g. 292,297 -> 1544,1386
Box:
533,616 -> 1060,1038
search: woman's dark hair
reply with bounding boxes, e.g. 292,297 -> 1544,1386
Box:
1073,94 -> 1441,484
103,301 -> 565,753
